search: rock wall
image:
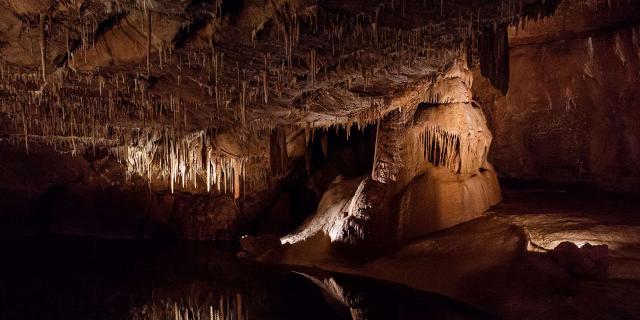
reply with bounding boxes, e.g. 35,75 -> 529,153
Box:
474,3 -> 640,191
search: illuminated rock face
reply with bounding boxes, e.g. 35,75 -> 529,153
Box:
394,62 -> 502,241
393,60 -> 502,242
397,166 -> 501,241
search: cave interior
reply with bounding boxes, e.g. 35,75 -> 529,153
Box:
1,0 -> 640,319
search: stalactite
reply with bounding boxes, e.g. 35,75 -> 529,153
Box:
614,33 -> 627,66
146,9 -> 152,75
310,49 -> 317,88
419,125 -> 462,172
240,81 -> 247,127
39,13 -> 47,83
263,54 -> 269,104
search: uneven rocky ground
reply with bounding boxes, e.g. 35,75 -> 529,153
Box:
253,188 -> 640,319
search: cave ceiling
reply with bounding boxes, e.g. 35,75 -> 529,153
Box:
0,0 -> 561,133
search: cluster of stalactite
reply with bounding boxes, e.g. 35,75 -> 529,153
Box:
418,125 -> 463,173
0,0 -> 573,193
0,68 -> 193,154
131,290 -> 247,320
111,128 -> 270,198
414,104 -> 491,175
575,0 -> 639,10
417,123 -> 491,175
2,0 -> 563,128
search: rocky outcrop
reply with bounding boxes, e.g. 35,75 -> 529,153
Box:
270,58 -> 502,260
551,242 -> 610,279
474,2 -> 640,191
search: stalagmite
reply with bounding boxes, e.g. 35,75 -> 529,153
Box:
22,105 -> 28,154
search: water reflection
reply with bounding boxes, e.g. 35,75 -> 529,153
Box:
0,237 -> 489,320
131,290 -> 248,320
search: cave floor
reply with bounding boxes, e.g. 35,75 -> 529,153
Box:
262,188 -> 640,319
494,189 -> 640,281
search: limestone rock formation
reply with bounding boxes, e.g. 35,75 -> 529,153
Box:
275,57 -> 502,258
397,165 -> 502,241
473,1 -> 640,191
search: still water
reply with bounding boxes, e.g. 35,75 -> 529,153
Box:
0,237 -> 490,320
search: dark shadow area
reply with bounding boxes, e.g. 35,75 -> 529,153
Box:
308,125 -> 376,179
255,125 -> 376,236
0,237 -> 486,320
33,184 -> 68,236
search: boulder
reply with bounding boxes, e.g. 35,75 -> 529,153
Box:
551,241 -> 610,279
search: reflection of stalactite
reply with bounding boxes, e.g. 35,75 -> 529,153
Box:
131,290 -> 248,320
269,127 -> 287,176
479,24 -> 509,94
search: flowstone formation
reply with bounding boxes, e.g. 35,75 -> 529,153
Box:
0,0 -> 564,239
